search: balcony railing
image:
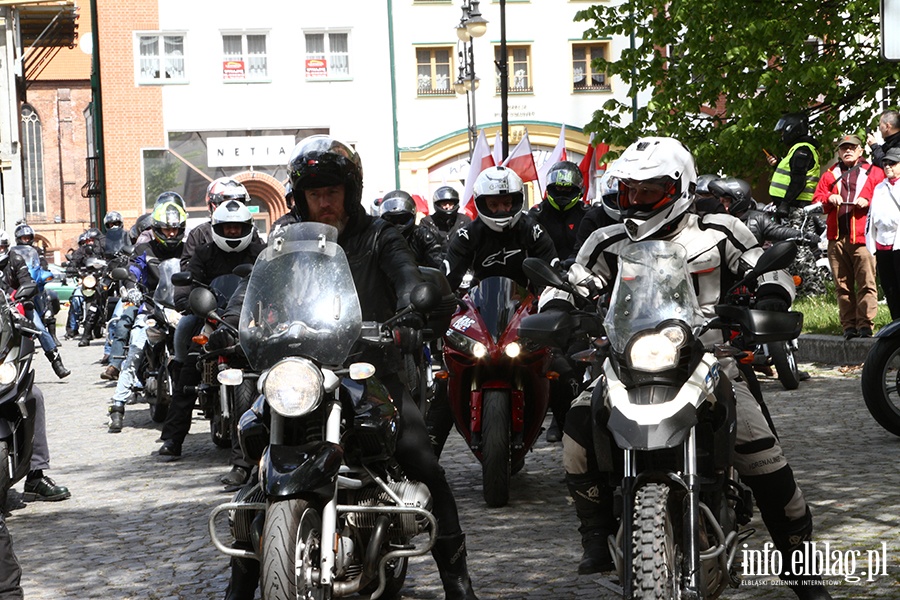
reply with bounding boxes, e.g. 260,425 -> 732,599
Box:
81,156 -> 101,198
417,86 -> 455,97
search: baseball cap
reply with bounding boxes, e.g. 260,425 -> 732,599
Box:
883,147 -> 900,164
836,134 -> 862,148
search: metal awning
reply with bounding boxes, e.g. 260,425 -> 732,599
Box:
15,1 -> 79,82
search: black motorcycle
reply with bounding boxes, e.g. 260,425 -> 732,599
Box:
206,223 -> 439,600
861,320 -> 900,436
0,289 -> 40,511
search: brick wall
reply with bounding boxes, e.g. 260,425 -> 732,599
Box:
96,0 -> 163,226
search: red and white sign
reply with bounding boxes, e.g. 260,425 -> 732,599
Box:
223,60 -> 246,80
305,58 -> 328,78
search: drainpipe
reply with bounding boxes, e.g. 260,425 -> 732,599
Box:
89,0 -> 105,226
387,0 -> 400,188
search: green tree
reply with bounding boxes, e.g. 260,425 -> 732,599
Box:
576,1 -> 895,186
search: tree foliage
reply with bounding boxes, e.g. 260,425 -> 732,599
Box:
576,0 -> 895,187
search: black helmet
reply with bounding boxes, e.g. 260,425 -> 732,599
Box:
129,212 -> 153,243
379,190 -> 417,235
709,177 -> 754,216
154,191 -> 186,210
288,135 -> 363,222
104,211 -> 123,230
694,174 -> 724,215
432,186 -> 461,227
14,224 -> 34,246
86,227 -> 102,242
77,232 -> 89,247
284,182 -> 294,210
775,113 -> 809,146
545,161 -> 584,211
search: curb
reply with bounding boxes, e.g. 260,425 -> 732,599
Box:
797,333 -> 875,366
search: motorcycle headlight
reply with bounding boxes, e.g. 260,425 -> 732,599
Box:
446,329 -> 489,359
503,342 -> 521,358
628,326 -> 686,372
0,359 -> 17,386
83,274 -> 97,289
263,357 -> 323,417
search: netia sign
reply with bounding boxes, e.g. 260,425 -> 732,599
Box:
208,135 -> 295,168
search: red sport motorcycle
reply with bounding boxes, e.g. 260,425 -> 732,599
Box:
438,276 -> 552,507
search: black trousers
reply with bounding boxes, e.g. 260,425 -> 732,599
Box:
876,249 -> 900,320
0,516 -> 23,600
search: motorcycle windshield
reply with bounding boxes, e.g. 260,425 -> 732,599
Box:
208,274 -> 241,310
152,259 -> 183,308
104,228 -> 128,255
466,277 -> 527,344
0,302 -> 13,362
11,245 -> 39,271
239,222 -> 362,372
603,241 -> 705,354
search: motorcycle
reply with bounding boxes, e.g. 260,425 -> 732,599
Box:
438,275 -> 552,507
206,222 -> 439,600
0,287 -> 40,512
178,271 -> 249,448
519,240 -> 802,599
112,258 -> 183,422
861,321 -> 900,437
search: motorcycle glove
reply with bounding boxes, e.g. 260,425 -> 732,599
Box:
207,327 -> 238,351
392,325 -> 423,354
803,232 -> 821,247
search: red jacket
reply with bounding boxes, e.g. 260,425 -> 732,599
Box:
812,160 -> 885,244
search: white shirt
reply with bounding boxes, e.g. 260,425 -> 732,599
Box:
866,178 -> 900,252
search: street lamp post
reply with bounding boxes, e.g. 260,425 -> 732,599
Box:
454,1 -> 487,159
497,0 -> 509,159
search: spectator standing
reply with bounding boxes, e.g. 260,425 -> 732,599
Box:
866,147 -> 900,319
867,110 -> 900,169
813,134 -> 883,339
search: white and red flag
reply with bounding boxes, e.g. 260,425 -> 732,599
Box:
462,130 -> 496,219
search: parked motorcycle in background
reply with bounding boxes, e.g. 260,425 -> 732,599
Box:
207,223 -> 439,600
437,275 -> 552,507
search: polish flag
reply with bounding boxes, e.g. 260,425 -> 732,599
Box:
492,130 -> 504,166
462,130 -> 496,219
537,125 -> 567,197
502,129 -> 539,185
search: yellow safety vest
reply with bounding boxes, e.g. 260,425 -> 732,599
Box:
768,142 -> 820,203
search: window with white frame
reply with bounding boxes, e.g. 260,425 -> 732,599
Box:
136,33 -> 186,83
572,43 -> 610,92
304,31 -> 350,79
222,32 -> 268,81
495,45 -> 532,93
416,47 -> 454,96
21,104 -> 45,214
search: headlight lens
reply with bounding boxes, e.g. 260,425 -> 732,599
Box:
0,360 -> 17,386
504,342 -> 521,358
263,358 -> 323,417
472,342 -> 488,359
83,274 -> 97,289
446,329 -> 490,359
628,326 -> 686,372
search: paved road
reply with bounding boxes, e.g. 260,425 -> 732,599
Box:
7,339 -> 900,599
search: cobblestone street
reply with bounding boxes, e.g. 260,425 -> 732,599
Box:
7,339 -> 900,599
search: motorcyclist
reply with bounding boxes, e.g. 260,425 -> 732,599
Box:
183,178 -> 261,269
573,168 -> 620,253
711,177 -> 821,247
128,213 -> 153,245
693,173 -> 727,215
106,198 -> 187,433
768,113 -> 821,220
429,167 -> 559,456
379,189 -> 444,268
527,161 -> 592,443
559,136 -> 831,600
157,199 -> 265,485
7,225 -> 69,379
66,230 -> 106,340
420,186 -> 472,252
443,166 -> 558,290
134,192 -> 186,246
216,135 -> 479,600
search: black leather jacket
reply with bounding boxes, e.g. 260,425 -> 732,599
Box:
174,240 -> 266,313
739,201 -> 806,245
528,200 -> 590,261
0,251 -> 36,300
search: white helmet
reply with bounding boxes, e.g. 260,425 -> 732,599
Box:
211,200 -> 254,253
606,137 -> 696,241
473,166 -> 525,232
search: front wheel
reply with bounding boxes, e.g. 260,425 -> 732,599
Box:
861,337 -> 900,436
480,389 -> 511,507
633,483 -> 679,599
769,341 -> 800,390
261,499 -> 328,600
149,357 -> 171,423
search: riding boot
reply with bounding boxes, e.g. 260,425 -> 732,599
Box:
223,556 -> 259,600
108,404 -> 124,433
566,471 -> 616,574
426,379 -> 454,458
431,533 -> 479,600
45,350 -> 71,379
78,328 -> 92,347
80,309 -> 96,346
769,508 -> 832,600
47,317 -> 61,346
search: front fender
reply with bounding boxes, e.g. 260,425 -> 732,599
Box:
260,441 -> 343,502
875,318 -> 900,339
